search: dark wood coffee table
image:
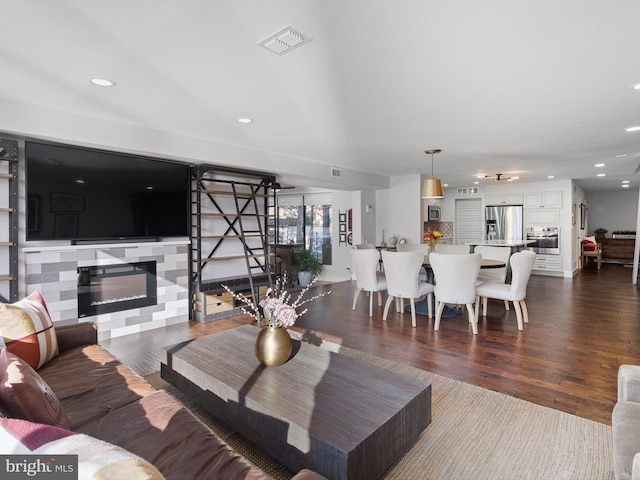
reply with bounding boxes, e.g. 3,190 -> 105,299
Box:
161,324 -> 431,480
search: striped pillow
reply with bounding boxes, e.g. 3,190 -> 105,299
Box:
0,292 -> 58,369
0,418 -> 166,480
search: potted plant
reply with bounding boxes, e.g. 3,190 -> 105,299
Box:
594,228 -> 608,240
295,249 -> 322,287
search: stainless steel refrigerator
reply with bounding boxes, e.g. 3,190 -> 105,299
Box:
485,205 -> 523,242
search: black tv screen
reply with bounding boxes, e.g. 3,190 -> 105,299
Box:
26,141 -> 190,242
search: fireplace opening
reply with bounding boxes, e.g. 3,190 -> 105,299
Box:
77,261 -> 157,317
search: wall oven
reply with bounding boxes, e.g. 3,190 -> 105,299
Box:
526,226 -> 560,255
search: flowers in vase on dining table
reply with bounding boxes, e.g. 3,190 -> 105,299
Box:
221,275 -> 331,328
423,230 -> 442,249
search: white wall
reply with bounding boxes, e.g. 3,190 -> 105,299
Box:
0,98 -> 389,192
586,189 -> 639,237
323,190 -> 353,283
376,175 -> 422,244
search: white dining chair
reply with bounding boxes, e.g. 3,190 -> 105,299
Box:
434,244 -> 471,254
475,246 -> 512,283
475,245 -> 512,309
350,248 -> 387,317
429,252 -> 482,334
381,250 -> 434,327
475,250 -> 537,331
396,243 -> 429,281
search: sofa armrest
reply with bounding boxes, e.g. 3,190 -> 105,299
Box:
56,322 -> 98,353
619,365 -> 640,403
290,470 -> 327,480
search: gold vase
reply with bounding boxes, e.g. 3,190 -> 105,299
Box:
254,325 -> 292,366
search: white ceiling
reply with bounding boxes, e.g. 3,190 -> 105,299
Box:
2,1 -> 640,193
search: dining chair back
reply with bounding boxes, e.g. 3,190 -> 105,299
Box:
475,245 -> 512,283
434,244 -> 470,254
396,243 -> 429,280
380,250 -> 434,327
475,250 -> 537,330
429,252 -> 482,334
355,243 -> 376,249
350,248 -> 387,317
396,243 -> 429,253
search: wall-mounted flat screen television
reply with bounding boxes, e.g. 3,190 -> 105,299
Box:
26,141 -> 190,242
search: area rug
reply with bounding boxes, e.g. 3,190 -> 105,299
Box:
145,336 -> 613,480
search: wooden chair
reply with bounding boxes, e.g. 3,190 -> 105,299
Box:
581,240 -> 602,269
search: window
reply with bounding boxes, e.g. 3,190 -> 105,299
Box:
276,193 -> 332,264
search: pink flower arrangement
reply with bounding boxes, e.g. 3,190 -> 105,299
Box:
222,276 -> 330,328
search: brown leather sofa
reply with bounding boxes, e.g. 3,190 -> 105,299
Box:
4,322 -> 324,480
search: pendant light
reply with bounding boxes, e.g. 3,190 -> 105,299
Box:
421,149 -> 444,198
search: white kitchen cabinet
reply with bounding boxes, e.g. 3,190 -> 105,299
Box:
485,192 -> 523,205
523,191 -> 562,209
532,254 -> 562,272
524,208 -> 560,226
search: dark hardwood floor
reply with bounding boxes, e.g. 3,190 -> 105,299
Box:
102,263 -> 640,426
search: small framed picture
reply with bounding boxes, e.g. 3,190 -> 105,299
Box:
51,192 -> 84,212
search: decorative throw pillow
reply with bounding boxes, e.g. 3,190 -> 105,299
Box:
581,239 -> 596,251
0,418 -> 166,480
0,291 -> 58,369
0,348 -> 70,429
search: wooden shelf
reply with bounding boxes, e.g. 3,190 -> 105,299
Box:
0,207 -> 13,213
195,212 -> 269,218
199,189 -> 269,198
194,234 -> 263,240
196,253 -> 268,263
0,275 -> 13,281
0,173 -> 13,180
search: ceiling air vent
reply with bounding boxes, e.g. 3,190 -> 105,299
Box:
330,166 -> 343,179
258,26 -> 311,56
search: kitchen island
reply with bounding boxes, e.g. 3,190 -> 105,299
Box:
467,240 -> 535,254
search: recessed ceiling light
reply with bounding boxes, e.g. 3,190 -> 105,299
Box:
622,180 -> 630,183
632,82 -> 640,90
474,181 -> 479,184
443,183 -> 449,187
595,163 -> 605,167
597,173 -> 606,177
237,118 -> 253,124
476,175 -> 484,179
146,186 -> 153,190
626,126 -> 640,132
622,184 -> 630,188
511,176 -> 519,180
617,154 -> 629,158
75,179 -> 85,184
547,175 -> 554,179
90,78 -> 116,87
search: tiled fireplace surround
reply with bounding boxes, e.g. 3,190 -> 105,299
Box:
24,241 -> 189,341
